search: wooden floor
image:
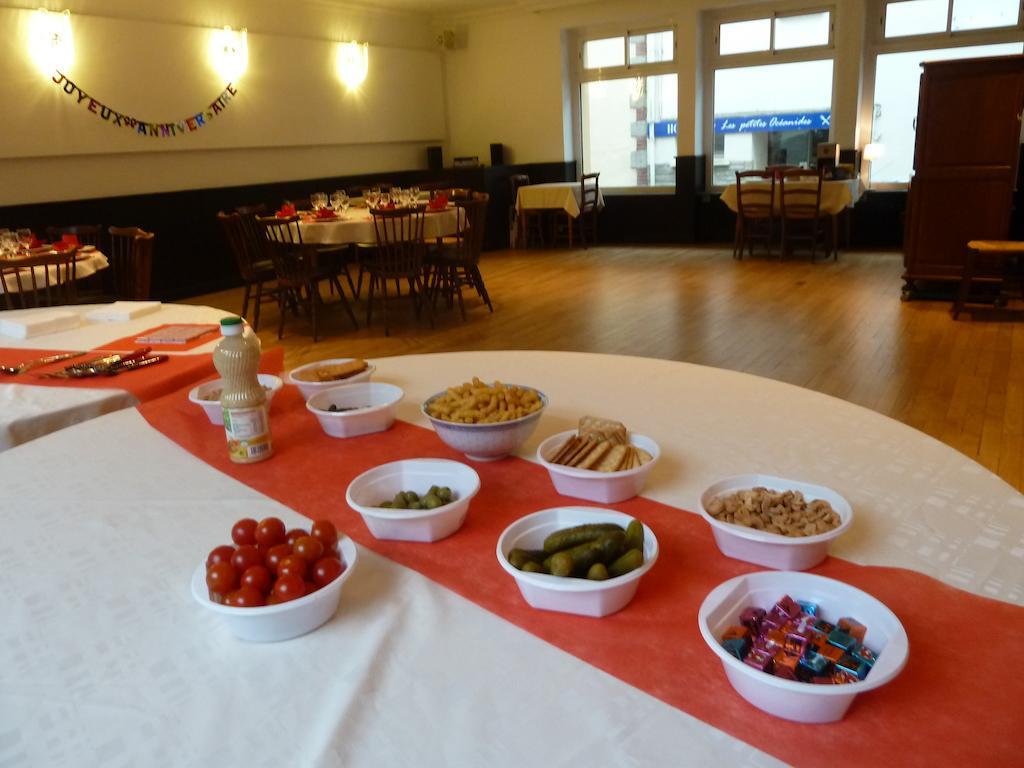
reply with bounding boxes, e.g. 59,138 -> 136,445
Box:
184,245 -> 1024,492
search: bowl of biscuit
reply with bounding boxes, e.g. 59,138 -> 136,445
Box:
286,358 -> 374,401
536,416 -> 659,504
422,378 -> 547,461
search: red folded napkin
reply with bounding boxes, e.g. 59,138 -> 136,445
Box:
61,234 -> 80,247
314,209 -> 337,219
29,236 -> 44,249
277,203 -> 297,217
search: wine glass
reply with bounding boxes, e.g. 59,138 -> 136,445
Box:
366,188 -> 380,209
340,193 -> 350,216
0,231 -> 18,259
410,186 -> 420,204
16,228 -> 33,252
310,192 -> 328,212
379,191 -> 391,207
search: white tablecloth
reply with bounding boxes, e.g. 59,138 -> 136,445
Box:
1,250 -> 109,295
1,351 -> 1020,767
298,207 -> 461,245
0,303 -> 226,451
516,182 -> 606,218
720,178 -> 865,216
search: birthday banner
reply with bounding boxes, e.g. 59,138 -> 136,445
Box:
51,71 -> 236,138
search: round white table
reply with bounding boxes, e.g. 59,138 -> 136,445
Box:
0,250 -> 109,295
0,303 -> 226,450
298,207 -> 462,245
1,351 -> 1019,767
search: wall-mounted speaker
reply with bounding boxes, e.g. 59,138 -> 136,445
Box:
427,145 -> 443,171
490,143 -> 504,166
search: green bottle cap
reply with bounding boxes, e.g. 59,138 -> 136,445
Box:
220,317 -> 243,326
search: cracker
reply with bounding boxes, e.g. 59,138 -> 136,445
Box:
577,440 -> 611,470
563,436 -> 598,467
636,448 -> 653,466
596,444 -> 627,472
578,415 -> 627,445
551,435 -> 581,465
294,359 -> 368,382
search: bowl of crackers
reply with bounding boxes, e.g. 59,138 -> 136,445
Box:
421,378 -> 547,461
536,416 -> 659,504
286,358 -> 375,401
699,475 -> 854,571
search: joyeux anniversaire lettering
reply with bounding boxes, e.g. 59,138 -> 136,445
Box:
51,72 -> 236,137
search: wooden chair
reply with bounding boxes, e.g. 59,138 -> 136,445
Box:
256,215 -> 358,342
1,249 -> 77,309
107,226 -> 154,299
779,168 -> 835,262
952,240 -> 1024,320
734,170 -> 776,260
427,193 -> 492,320
217,209 -> 280,331
509,174 -> 542,248
577,172 -> 600,248
367,207 -> 432,336
46,224 -> 104,250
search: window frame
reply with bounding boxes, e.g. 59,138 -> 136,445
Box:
704,5 -> 838,191
862,0 -> 1024,189
574,24 -> 679,194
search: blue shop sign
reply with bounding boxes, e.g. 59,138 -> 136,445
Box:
652,120 -> 677,137
714,112 -> 830,134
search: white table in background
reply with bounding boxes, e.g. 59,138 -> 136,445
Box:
298,207 -> 462,245
0,250 -> 109,295
1,350 -> 1020,767
0,303 -> 226,450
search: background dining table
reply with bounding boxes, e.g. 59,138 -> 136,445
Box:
719,177 -> 864,216
1,350 -> 1019,767
297,205 -> 463,245
515,181 -> 606,219
0,248 -> 109,295
0,302 -> 226,450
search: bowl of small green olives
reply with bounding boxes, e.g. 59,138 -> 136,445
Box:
345,458 -> 481,542
496,507 -> 659,618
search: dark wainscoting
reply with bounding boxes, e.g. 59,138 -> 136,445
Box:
0,161 -> 574,301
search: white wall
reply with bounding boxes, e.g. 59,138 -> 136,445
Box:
0,0 -> 445,205
440,0 -> 869,167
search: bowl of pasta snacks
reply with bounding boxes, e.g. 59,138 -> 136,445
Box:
699,475 -> 854,571
421,378 -> 547,461
536,416 -> 660,503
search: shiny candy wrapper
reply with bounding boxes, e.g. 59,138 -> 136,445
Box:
827,627 -> 858,652
839,617 -> 867,643
797,600 -> 819,616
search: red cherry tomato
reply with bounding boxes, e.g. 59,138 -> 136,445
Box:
231,545 -> 262,573
206,561 -> 239,594
231,518 -> 259,546
310,520 -> 339,549
226,586 -> 266,607
293,536 -> 324,562
277,555 -> 308,580
312,557 -> 344,587
303,580 -> 319,596
264,543 -> 292,575
254,517 -> 286,548
285,528 -> 306,547
241,565 -> 271,594
206,545 -> 235,568
273,573 -> 305,602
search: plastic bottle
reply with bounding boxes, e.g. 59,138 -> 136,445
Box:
212,316 -> 272,463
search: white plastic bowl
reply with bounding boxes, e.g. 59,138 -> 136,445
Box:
286,358 -> 375,401
306,382 -> 403,438
188,374 -> 284,426
421,386 -> 547,461
699,474 -> 853,571
536,430 -> 660,504
496,506 -> 659,617
346,458 -> 481,541
191,535 -> 358,642
698,570 -> 909,723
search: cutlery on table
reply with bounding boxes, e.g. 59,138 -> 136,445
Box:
35,347 -> 152,378
0,351 -> 86,376
102,355 -> 169,375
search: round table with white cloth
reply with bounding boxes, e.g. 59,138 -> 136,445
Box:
298,206 -> 462,245
0,249 -> 109,295
1,350 -> 1020,767
0,303 -> 226,450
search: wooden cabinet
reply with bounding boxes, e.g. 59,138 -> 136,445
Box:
902,55 -> 1024,298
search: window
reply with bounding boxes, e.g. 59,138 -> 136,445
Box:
708,8 -> 835,187
869,1 -> 1024,186
719,10 -> 832,55
883,0 -> 1022,37
578,28 -> 677,188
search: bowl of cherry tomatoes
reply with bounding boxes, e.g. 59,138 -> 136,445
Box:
191,516 -> 357,642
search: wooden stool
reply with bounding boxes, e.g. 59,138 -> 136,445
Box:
952,240 -> 1024,319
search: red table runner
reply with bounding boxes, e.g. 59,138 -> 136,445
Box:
1,347 -> 216,402
138,371 -> 1024,766
96,323 -> 221,352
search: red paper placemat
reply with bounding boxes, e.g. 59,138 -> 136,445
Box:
1,347 -> 217,402
97,323 -> 220,352
138,377 -> 1024,766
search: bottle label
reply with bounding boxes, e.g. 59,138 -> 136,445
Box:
223,406 -> 272,463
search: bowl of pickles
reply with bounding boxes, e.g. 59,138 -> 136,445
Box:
345,458 -> 481,542
496,507 -> 658,617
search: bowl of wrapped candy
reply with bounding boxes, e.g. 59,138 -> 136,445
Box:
697,570 -> 909,723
